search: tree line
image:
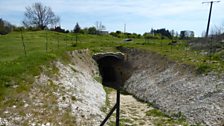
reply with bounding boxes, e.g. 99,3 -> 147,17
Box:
110,31 -> 141,38
143,28 -> 195,40
0,18 -> 14,35
1,2 -> 196,40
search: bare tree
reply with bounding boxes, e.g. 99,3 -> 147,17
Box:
95,21 -> 106,32
222,22 -> 224,33
210,25 -> 222,36
23,2 -> 60,29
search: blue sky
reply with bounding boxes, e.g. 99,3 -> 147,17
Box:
0,0 -> 224,36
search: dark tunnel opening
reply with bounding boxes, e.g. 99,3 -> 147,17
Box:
101,66 -> 117,83
93,55 -> 124,89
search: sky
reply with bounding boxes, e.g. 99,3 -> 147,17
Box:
0,0 -> 224,36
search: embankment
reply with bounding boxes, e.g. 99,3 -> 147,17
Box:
0,49 -> 106,126
119,47 -> 224,126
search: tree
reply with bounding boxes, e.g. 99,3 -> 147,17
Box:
180,31 -> 186,39
151,28 -> 172,39
51,26 -> 68,33
180,30 -> 194,39
0,19 -> 4,33
74,23 -> 81,33
175,32 -> 179,38
0,18 -> 13,35
88,27 -> 97,34
23,2 -> 60,30
210,25 -> 222,36
95,21 -> 106,31
95,21 -> 106,34
170,30 -> 175,38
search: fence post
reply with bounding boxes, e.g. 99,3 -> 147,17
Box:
116,89 -> 120,126
20,29 -> 27,56
57,32 -> 59,49
100,88 -> 120,126
45,29 -> 48,52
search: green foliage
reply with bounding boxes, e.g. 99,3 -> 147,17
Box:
146,109 -> 189,126
71,96 -> 77,101
73,22 -> 81,33
196,64 -> 211,74
102,87 -> 114,110
146,109 -> 168,117
110,31 -> 142,38
108,119 -> 131,126
151,28 -> 172,39
0,18 -> 13,35
1,29 -> 224,110
143,32 -> 161,39
87,27 -> 97,34
94,76 -> 102,83
180,30 -> 194,39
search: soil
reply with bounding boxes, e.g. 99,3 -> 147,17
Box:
107,91 -> 154,126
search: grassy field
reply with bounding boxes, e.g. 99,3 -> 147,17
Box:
0,30 -> 124,100
1,30 -> 224,126
0,30 -> 122,62
124,38 -> 224,74
1,30 -> 224,101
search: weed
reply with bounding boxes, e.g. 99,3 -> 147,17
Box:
196,64 -> 211,74
94,76 -> 102,83
146,109 -> 168,117
101,87 -> 114,112
71,96 -> 76,101
146,109 -> 189,126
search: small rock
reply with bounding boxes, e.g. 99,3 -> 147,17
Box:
4,111 -> 9,114
12,85 -> 19,88
24,103 -> 29,108
31,123 -> 36,126
46,122 -> 50,126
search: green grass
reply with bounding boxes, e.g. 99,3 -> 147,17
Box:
101,87 -> 115,112
0,30 -> 123,100
1,30 -> 224,109
108,119 -> 133,126
0,31 -> 123,62
146,108 -> 189,126
122,39 -> 224,73
146,109 -> 169,117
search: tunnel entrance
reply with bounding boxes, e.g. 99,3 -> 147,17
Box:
93,52 -> 125,126
101,66 -> 116,84
93,53 -> 125,89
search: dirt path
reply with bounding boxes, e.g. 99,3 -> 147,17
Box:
107,91 -> 154,126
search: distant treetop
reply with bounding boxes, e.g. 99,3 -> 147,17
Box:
22,2 -> 60,30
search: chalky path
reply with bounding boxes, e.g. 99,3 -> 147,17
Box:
107,91 -> 154,126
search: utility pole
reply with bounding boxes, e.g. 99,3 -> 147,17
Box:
202,1 -> 220,38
